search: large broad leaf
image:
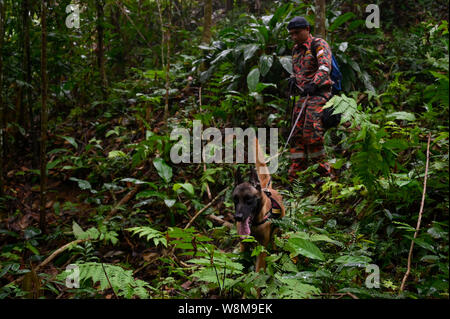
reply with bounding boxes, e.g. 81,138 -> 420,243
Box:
278,56 -> 293,75
255,82 -> 277,93
173,183 -> 195,196
241,44 -> 260,62
269,3 -> 290,28
72,221 -> 99,240
60,136 -> 78,149
276,275 -> 321,299
334,255 -> 372,266
69,177 -> 92,190
329,12 -> 356,32
386,111 -> 416,122
259,54 -> 274,76
211,49 -> 233,65
285,238 -> 325,261
153,158 -> 172,183
247,68 -> 260,92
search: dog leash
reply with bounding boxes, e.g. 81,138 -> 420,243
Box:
283,93 -> 309,152
263,93 -> 309,164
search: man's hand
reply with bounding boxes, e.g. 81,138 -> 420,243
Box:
302,82 -> 317,96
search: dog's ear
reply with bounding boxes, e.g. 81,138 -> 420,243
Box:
249,167 -> 261,191
235,166 -> 243,186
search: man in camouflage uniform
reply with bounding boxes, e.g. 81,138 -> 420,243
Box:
287,16 -> 332,181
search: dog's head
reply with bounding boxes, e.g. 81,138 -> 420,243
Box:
232,168 -> 263,238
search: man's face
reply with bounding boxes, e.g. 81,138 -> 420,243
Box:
289,27 -> 310,45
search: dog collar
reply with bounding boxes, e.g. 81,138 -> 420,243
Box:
252,189 -> 282,227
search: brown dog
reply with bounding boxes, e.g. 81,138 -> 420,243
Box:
233,138 -> 285,272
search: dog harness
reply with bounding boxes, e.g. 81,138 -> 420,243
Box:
252,188 -> 283,227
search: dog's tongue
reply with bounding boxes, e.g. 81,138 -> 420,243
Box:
238,217 -> 251,237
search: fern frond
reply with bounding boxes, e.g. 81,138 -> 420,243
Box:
126,226 -> 167,247
58,262 -> 152,299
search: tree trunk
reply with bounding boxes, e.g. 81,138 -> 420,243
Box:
225,0 -> 233,12
110,5 -> 125,77
0,0 -> 6,199
201,0 -> 212,44
23,0 -> 38,168
96,0 -> 107,98
39,0 -> 48,233
164,0 -> 171,121
255,0 -> 261,14
314,0 -> 326,39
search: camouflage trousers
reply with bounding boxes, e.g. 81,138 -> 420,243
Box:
288,95 -> 331,180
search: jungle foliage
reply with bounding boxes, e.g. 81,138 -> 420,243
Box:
0,0 -> 448,299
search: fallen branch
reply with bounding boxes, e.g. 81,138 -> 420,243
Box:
184,186 -> 230,229
206,214 -> 233,229
399,132 -> 431,293
7,239 -> 88,287
101,263 -> 119,299
106,170 -> 151,220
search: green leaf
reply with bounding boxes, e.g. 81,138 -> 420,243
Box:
127,226 -> 167,247
275,275 -> 321,299
405,236 -> 436,253
153,158 -> 172,183
329,12 -> 356,32
241,44 -> 260,62
259,55 -> 273,76
211,49 -> 233,65
164,199 -> 176,208
69,177 -> 92,190
136,190 -> 166,199
72,221 -> 85,240
173,183 -> 195,196
285,238 -> 325,261
247,68 -> 260,92
310,234 -> 344,247
278,56 -> 293,75
334,255 -> 372,266
25,242 -> 40,256
121,178 -> 157,189
255,82 -> 277,93
386,111 -> 416,122
72,221 -> 99,240
59,136 -> 78,149
108,150 -> 127,158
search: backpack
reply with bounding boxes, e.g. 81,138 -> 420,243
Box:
311,37 -> 343,129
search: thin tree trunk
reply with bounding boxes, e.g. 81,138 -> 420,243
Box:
201,0 -> 212,44
164,1 -> 171,121
39,0 -> 48,233
314,0 -> 326,39
110,5 -> 124,77
225,0 -> 233,13
23,0 -> 37,168
96,0 -> 107,98
0,0 -> 6,199
399,133 -> 432,293
255,0 -> 261,14
156,0 -> 170,121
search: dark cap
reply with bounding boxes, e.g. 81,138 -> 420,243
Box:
287,16 -> 310,30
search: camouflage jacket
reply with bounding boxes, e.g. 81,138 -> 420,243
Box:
292,34 -> 333,97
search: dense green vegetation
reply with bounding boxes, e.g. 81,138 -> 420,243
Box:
0,0 -> 448,299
